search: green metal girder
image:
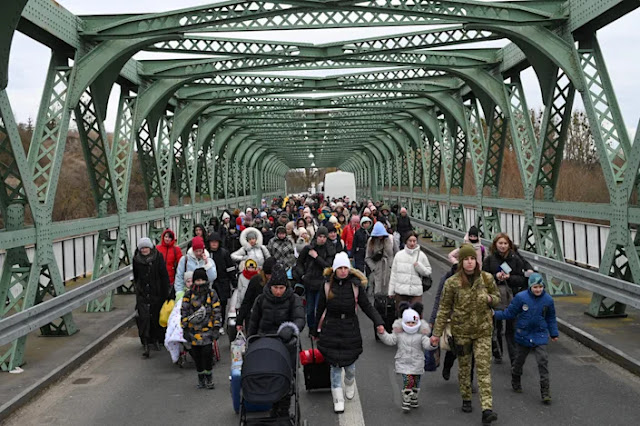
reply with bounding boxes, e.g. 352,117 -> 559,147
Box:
0,0 -> 29,90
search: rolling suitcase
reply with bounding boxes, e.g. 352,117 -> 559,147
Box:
301,339 -> 331,391
374,294 -> 395,339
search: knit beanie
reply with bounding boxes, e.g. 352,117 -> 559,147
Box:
332,252 -> 351,270
360,216 -> 372,226
137,237 -> 154,250
468,226 -> 479,238
275,226 -> 286,236
183,270 -> 194,283
267,267 -> 289,288
192,268 -> 208,283
316,226 -> 329,237
401,308 -> 421,334
328,215 -> 338,224
191,236 -> 205,251
326,223 -> 337,234
458,243 -> 476,261
528,272 -> 544,288
221,212 -> 231,221
263,257 -> 277,275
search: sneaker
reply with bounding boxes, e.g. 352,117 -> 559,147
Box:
205,373 -> 215,390
462,400 -> 472,413
219,328 -> 225,336
541,388 -> 552,405
482,409 -> 498,425
197,374 -> 206,389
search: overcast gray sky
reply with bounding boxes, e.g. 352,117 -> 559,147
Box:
7,0 -> 640,138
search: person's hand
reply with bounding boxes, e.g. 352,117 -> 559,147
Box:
502,273 -> 510,280
309,249 -> 318,258
236,325 -> 243,332
487,295 -> 493,304
376,325 -> 385,334
551,337 -> 558,342
421,327 -> 430,335
413,262 -> 418,267
430,336 -> 440,347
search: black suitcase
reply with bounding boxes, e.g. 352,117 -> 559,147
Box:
302,339 -> 331,391
374,294 -> 396,338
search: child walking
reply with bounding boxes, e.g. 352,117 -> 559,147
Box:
181,268 -> 222,389
494,273 -> 558,404
379,303 -> 438,411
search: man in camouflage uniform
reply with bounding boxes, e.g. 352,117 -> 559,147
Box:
431,244 -> 501,425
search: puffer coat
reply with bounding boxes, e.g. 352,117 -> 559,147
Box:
156,229 -> 183,284
388,247 -> 432,297
365,236 -> 394,295
247,283 -> 305,336
494,287 -> 558,347
314,269 -> 383,367
433,271 -> 500,340
379,319 -> 437,375
181,284 -> 222,347
293,240 -> 336,293
232,228 -> 271,269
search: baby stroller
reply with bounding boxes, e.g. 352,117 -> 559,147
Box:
240,334 -> 305,426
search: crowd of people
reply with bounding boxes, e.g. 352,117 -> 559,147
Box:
131,194 -> 558,425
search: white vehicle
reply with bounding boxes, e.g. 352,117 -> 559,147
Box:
323,171 -> 356,201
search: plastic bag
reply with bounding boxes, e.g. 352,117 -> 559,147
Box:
159,299 -> 175,327
230,331 -> 247,368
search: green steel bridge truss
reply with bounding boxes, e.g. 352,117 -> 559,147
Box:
0,0 -> 639,370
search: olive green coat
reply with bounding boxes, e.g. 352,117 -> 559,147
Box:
432,271 -> 500,340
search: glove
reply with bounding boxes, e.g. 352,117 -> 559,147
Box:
308,328 -> 319,338
212,328 -> 220,341
278,326 -> 294,343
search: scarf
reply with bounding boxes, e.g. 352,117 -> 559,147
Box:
242,269 -> 259,280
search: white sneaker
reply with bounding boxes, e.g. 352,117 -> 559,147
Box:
344,378 -> 356,400
332,388 -> 345,413
219,328 -> 225,335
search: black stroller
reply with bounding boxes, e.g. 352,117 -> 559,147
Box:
240,334 -> 305,426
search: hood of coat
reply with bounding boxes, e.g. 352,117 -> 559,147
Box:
240,227 -> 264,249
160,229 -> 176,248
323,266 -> 368,288
186,247 -> 210,262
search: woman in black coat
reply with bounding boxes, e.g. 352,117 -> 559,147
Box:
311,252 -> 384,413
132,237 -> 170,358
352,217 -> 372,272
482,232 -> 534,363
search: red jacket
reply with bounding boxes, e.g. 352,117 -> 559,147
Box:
156,229 -> 183,285
341,224 -> 359,252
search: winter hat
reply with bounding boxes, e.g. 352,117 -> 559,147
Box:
326,223 -> 337,234
221,212 -> 231,221
246,207 -> 252,213
208,232 -> 223,243
137,237 -> 154,250
275,226 -> 287,236
402,308 -> 421,334
458,243 -> 476,261
360,216 -> 372,226
371,222 -> 389,237
239,212 -> 246,218
260,211 -> 268,218
528,272 -> 544,288
192,267 -> 208,283
316,226 -> 329,237
332,252 -> 351,270
267,268 -> 289,288
468,226 -> 479,238
263,257 -> 277,275
246,229 -> 259,240
191,236 -> 205,251
363,207 -> 371,216
328,215 -> 338,224
183,270 -> 194,283
245,258 -> 258,270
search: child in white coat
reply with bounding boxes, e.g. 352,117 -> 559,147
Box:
379,303 -> 438,411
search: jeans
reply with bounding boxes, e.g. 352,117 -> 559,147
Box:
306,290 -> 320,331
330,363 -> 356,389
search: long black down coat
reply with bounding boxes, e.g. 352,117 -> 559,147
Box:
314,268 -> 384,367
247,281 -> 305,336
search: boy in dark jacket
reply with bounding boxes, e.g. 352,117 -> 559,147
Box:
494,273 -> 558,404
207,232 -> 236,333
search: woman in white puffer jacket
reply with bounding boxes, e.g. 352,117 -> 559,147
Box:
388,231 -> 432,313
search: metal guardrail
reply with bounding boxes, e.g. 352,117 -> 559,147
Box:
411,217 -> 640,310
0,267 -> 133,346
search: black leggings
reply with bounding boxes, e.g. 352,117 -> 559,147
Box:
190,344 -> 213,372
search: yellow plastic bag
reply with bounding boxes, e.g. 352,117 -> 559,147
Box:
159,299 -> 175,327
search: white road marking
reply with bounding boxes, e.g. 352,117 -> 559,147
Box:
339,376 -> 366,426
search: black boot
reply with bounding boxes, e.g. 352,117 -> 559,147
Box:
442,364 -> 451,381
197,373 -> 206,389
482,409 -> 498,425
142,344 -> 150,358
541,386 -> 551,405
205,373 -> 215,389
461,400 -> 472,413
512,374 -> 522,393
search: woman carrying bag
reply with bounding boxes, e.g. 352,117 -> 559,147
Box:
388,231 -> 432,314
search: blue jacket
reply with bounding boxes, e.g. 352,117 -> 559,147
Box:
494,288 -> 558,347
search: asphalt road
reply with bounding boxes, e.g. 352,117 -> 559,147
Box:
6,260 -> 640,426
